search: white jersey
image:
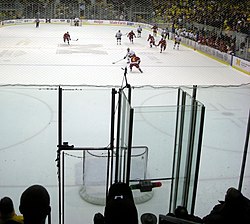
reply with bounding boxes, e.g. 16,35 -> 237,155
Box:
115,31 -> 122,39
125,50 -> 135,58
175,35 -> 181,43
161,29 -> 167,36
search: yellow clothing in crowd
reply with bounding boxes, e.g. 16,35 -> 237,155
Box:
0,214 -> 23,224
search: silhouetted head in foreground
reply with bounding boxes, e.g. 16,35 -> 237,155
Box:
19,185 -> 51,224
104,182 -> 138,224
0,197 -> 15,219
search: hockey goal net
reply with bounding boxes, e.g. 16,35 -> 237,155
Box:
76,146 -> 153,205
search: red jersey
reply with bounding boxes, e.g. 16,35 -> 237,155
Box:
127,31 -> 136,39
147,35 -> 155,42
130,55 -> 143,73
63,32 -> 70,40
130,56 -> 141,65
158,38 -> 166,47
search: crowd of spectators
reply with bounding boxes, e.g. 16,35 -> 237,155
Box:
152,0 -> 249,34
1,184 -> 250,224
174,26 -> 238,54
94,184 -> 250,224
151,0 -> 248,56
152,0 -> 249,58
0,185 -> 51,224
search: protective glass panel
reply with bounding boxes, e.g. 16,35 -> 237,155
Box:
184,91 -> 193,106
132,105 -> 178,213
186,104 -> 205,211
171,104 -> 193,210
59,88 -> 112,224
62,148 -> 109,224
62,87 -> 111,147
0,85 -> 249,224
171,87 -> 205,213
0,86 -> 60,222
116,89 -> 132,182
176,105 -> 193,207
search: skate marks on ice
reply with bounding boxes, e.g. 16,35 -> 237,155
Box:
0,38 -> 32,60
0,49 -> 27,60
56,43 -> 108,55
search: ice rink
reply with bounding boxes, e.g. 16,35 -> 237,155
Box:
0,23 -> 250,224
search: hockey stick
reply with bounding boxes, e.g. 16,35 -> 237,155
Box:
112,58 -> 124,64
72,38 -> 79,41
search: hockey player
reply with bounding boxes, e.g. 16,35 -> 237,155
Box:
124,48 -> 136,63
147,34 -> 156,48
127,30 -> 136,44
151,24 -> 158,37
35,19 -> 40,28
157,37 -> 167,53
63,32 -> 71,45
137,25 -> 142,37
173,34 -> 181,49
165,28 -> 170,39
74,18 -> 80,26
161,28 -> 168,39
115,30 -> 122,45
130,55 -> 143,73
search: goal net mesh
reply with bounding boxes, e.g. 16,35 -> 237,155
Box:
64,146 -> 154,205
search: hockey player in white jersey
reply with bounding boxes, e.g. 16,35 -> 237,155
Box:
115,30 -> 123,45
137,25 -> 142,37
124,48 -> 136,63
173,34 -> 181,49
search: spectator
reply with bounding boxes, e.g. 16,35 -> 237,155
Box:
141,213 -> 157,224
0,197 -> 23,224
104,182 -> 138,224
174,206 -> 202,223
152,0 -> 249,34
19,185 -> 51,224
93,213 -> 104,224
202,187 -> 250,224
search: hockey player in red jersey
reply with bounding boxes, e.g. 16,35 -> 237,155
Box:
157,37 -> 167,53
147,34 -> 156,48
130,55 -> 143,73
127,30 -> 136,44
63,32 -> 71,45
